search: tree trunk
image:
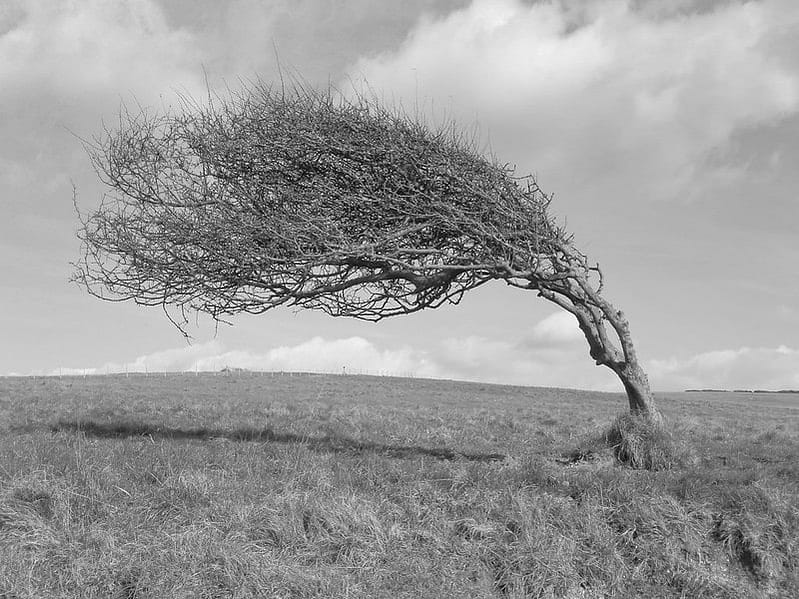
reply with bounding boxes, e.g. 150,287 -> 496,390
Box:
531,245 -> 664,426
536,278 -> 664,427
613,361 -> 663,427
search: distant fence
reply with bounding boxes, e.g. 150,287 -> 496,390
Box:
12,368 -> 423,380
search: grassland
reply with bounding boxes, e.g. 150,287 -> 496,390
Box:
0,373 -> 797,598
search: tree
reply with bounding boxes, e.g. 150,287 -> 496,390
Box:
74,82 -> 662,425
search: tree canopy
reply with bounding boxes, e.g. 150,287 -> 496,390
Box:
74,82 -> 662,424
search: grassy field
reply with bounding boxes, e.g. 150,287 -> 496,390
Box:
0,373 -> 797,598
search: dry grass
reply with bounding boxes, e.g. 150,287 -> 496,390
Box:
0,373 -> 797,598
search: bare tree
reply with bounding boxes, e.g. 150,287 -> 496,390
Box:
74,82 -> 662,425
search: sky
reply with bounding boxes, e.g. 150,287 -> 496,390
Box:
1,0 -> 798,391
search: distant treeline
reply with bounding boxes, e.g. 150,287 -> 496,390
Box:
685,389 -> 799,394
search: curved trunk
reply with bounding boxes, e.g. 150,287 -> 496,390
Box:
534,264 -> 663,426
583,322 -> 664,427
611,361 -> 663,427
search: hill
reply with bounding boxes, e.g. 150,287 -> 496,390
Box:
1,373 -> 797,598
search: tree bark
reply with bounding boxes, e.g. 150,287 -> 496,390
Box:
611,361 -> 663,427
535,265 -> 664,427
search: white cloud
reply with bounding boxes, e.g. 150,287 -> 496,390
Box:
435,333 -> 619,390
530,311 -> 582,345
41,315 -> 799,393
0,0 -> 212,215
348,0 -> 799,201
50,337 -> 437,378
0,0 -> 203,103
190,336 -> 435,376
648,345 -> 799,390
50,340 -> 225,375
41,313 -> 615,389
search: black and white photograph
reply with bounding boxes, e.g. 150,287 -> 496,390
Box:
1,1 -> 797,596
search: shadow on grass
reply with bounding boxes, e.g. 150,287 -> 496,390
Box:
47,419 -> 505,462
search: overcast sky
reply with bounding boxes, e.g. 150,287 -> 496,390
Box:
1,0 -> 798,391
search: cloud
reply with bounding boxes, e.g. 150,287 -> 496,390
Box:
45,332 -> 619,390
0,1 -> 203,105
435,332 -> 619,390
51,340 -> 225,375
42,314 -> 799,393
42,311 -> 614,389
51,337 -> 437,378
190,336 -> 435,376
0,0 -> 211,224
529,311 -> 582,345
648,345 -> 799,390
348,0 -> 799,201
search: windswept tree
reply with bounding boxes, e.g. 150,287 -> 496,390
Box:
74,82 -> 662,425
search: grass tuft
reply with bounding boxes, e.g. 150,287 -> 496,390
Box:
603,412 -> 681,470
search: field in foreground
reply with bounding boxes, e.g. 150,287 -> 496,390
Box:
0,373 -> 797,598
